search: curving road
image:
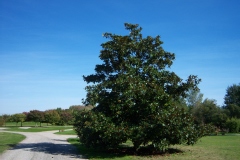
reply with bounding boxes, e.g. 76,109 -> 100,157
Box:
0,129 -> 87,160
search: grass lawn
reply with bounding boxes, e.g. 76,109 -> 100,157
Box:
4,121 -> 50,127
0,132 -> 26,154
68,134 -> 240,160
3,122 -> 73,132
2,126 -> 73,132
55,129 -> 77,135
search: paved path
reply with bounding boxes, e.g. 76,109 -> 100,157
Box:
0,130 -> 87,160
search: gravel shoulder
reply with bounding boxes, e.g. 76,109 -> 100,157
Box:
0,130 -> 87,160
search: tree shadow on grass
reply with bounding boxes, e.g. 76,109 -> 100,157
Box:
69,139 -> 183,159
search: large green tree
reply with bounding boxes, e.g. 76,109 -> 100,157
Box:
74,23 -> 203,152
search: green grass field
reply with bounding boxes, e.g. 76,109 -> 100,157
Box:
0,132 -> 26,154
68,134 -> 240,160
1,121 -> 73,132
3,126 -> 73,132
3,121 -> 51,127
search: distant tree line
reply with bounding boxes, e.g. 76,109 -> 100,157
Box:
1,85 -> 238,133
183,83 -> 240,134
0,105 -> 93,127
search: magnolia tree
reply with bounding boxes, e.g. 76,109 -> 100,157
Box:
74,23 -> 204,152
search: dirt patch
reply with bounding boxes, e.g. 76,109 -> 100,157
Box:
19,127 -> 31,129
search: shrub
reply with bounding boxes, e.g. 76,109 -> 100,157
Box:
74,110 -> 128,149
226,118 -> 240,133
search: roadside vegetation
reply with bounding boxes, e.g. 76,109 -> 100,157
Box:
0,132 -> 25,154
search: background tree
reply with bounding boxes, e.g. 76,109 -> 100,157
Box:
226,118 -> 240,133
191,99 -> 227,128
57,109 -> 74,125
69,105 -> 93,113
22,112 -> 29,121
74,23 -> 203,152
0,116 -> 4,126
223,83 -> 240,118
28,110 -> 45,127
55,108 -> 63,125
11,113 -> 26,127
56,107 -> 62,115
44,110 -> 60,125
186,88 -> 203,111
60,110 -> 70,125
175,96 -> 188,110
0,114 -> 10,127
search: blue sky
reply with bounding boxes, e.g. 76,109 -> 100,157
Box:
0,0 -> 240,114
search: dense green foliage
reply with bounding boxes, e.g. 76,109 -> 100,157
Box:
226,118 -> 240,133
74,23 -> 204,152
223,83 -> 240,118
28,110 -> 45,126
10,113 -> 26,127
191,99 -> 227,127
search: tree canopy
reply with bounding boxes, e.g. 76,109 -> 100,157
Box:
74,23 -> 203,152
11,113 -> 26,127
44,110 -> 60,125
28,110 -> 44,126
224,83 -> 240,118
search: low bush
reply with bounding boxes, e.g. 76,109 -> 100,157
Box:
226,118 -> 240,133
